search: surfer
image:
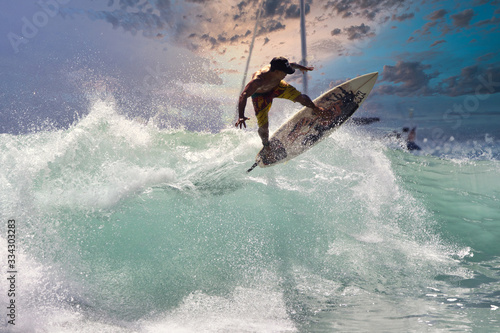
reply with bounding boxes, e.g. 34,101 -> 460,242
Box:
403,127 -> 421,151
236,57 -> 333,150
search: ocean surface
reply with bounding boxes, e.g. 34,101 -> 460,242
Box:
1,98 -> 499,332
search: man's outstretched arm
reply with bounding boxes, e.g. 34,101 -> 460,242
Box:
236,79 -> 260,128
290,62 -> 314,72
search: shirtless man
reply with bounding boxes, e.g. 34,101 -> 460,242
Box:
236,56 -> 330,150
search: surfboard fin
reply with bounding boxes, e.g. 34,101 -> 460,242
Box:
247,163 -> 258,173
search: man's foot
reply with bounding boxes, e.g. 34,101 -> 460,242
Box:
263,143 -> 271,154
313,106 -> 341,120
312,106 -> 330,118
332,108 -> 342,118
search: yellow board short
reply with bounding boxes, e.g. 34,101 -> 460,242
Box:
251,81 -> 302,127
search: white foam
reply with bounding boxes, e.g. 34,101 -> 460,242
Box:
36,164 -> 177,209
140,287 -> 297,333
0,236 -> 87,333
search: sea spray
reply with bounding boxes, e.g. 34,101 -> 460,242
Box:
1,99 -> 498,332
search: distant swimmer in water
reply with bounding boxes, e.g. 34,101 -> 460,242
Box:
403,127 -> 421,151
236,57 -> 334,152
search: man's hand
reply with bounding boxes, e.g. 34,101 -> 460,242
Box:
291,63 -> 314,73
300,66 -> 314,73
235,117 -> 250,129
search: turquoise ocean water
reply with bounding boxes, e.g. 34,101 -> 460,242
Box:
1,99 -> 499,332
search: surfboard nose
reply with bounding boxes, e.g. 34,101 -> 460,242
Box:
362,72 -> 379,81
357,72 -> 379,95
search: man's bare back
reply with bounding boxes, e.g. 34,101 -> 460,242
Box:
251,65 -> 287,94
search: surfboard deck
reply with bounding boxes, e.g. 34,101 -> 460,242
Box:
247,72 -> 378,173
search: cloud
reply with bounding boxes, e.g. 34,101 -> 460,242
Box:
242,0 -> 311,19
427,9 -> 448,21
378,60 -> 500,97
84,3 -> 176,38
430,39 -> 446,47
325,0 -> 409,21
412,9 -> 448,38
451,9 -> 475,28
410,7 -> 494,44
284,3 -> 311,18
262,0 -> 286,17
392,12 -> 414,22
474,16 -> 500,27
476,52 -> 498,63
344,23 -> 375,40
328,23 -> 375,41
408,7 -> 478,42
62,0 -> 412,62
258,20 -> 286,35
331,28 -> 342,36
72,0 -> 300,53
61,0 -> 409,67
377,61 -> 439,96
438,63 -> 500,97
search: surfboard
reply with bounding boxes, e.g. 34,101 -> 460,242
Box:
247,72 -> 378,173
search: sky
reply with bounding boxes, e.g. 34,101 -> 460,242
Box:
1,0 -> 499,140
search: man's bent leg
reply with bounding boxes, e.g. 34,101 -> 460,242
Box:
258,124 -> 270,147
295,94 -> 337,118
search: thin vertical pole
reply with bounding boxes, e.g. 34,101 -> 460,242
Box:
241,0 -> 263,93
300,0 -> 308,94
